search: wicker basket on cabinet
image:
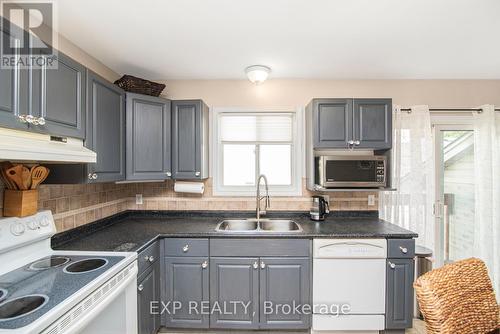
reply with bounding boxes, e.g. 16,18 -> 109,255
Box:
114,75 -> 165,97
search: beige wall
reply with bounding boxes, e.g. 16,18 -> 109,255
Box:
160,79 -> 500,108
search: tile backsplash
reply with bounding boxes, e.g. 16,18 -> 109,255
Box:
0,178 -> 378,232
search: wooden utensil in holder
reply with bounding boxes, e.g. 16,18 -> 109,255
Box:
3,189 -> 38,217
1,163 -> 49,217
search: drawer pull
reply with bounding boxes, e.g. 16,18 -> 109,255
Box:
253,261 -> 258,269
182,245 -> 189,253
148,256 -> 155,263
260,261 -> 266,269
389,262 -> 396,269
201,261 -> 208,269
399,246 -> 408,254
138,284 -> 144,291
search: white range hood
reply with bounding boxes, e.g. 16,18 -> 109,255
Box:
0,127 -> 96,163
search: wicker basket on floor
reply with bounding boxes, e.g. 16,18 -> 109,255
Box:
114,75 -> 165,97
414,257 -> 499,334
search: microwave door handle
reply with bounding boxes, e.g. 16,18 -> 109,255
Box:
325,201 -> 330,214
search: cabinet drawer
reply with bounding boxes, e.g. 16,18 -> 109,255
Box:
210,239 -> 310,257
164,238 -> 209,257
137,241 -> 159,274
387,239 -> 415,258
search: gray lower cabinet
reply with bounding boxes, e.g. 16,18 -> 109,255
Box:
138,262 -> 161,334
386,258 -> 414,329
259,257 -> 310,329
86,71 -> 125,182
126,93 -> 171,180
35,51 -> 86,138
210,256 -> 310,330
164,256 -> 209,328
171,100 -> 209,180
353,98 -> 392,149
210,257 -> 260,329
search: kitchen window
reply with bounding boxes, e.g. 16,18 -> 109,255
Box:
212,109 -> 301,196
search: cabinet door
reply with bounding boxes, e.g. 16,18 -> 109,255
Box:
39,51 -> 86,138
353,98 -> 392,149
259,257 -> 311,329
386,258 -> 414,329
164,257 -> 209,328
126,93 -> 171,180
0,29 -> 25,130
171,100 -> 205,179
138,262 -> 160,334
312,98 -> 352,148
210,257 -> 260,329
87,71 -> 125,182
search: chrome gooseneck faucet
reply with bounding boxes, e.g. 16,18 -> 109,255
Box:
256,174 -> 270,221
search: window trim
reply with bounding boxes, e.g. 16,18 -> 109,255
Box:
211,107 -> 302,197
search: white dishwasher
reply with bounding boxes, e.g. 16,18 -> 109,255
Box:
312,239 -> 387,334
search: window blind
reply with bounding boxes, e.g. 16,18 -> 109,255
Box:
220,114 -> 293,142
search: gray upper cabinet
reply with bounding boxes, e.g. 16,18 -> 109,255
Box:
164,256 -> 209,328
259,257 -> 311,329
307,98 -> 392,150
138,262 -> 160,334
171,100 -> 209,180
87,71 -> 125,182
312,99 -> 352,148
210,257 -> 260,329
0,27 -> 25,130
126,93 -> 171,181
35,51 -> 86,138
386,258 -> 414,329
353,98 -> 392,149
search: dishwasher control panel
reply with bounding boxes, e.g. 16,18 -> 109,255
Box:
313,239 -> 387,258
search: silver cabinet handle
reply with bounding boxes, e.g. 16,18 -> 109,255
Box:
253,261 -> 258,269
88,173 -> 93,180
348,140 -> 354,145
182,245 -> 189,253
399,246 -> 408,254
260,261 -> 266,269
389,262 -> 396,269
354,140 -> 361,145
166,172 -> 172,177
92,173 -> 98,180
195,172 -> 201,177
138,284 -> 144,291
201,261 -> 208,269
148,256 -> 155,263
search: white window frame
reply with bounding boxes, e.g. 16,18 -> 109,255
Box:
211,107 -> 303,197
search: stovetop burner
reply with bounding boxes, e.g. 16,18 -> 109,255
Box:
28,256 -> 70,271
0,295 -> 48,321
64,258 -> 108,274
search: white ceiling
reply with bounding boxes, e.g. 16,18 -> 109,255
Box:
54,0 -> 500,80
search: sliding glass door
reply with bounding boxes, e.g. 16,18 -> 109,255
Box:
434,125 -> 475,266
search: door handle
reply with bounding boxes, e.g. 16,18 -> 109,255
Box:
253,261 -> 258,269
138,284 -> 144,291
201,261 -> 208,269
260,261 -> 266,269
388,262 -> 396,269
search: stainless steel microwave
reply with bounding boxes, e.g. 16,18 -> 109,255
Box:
316,156 -> 387,188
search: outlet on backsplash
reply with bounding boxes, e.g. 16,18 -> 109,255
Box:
136,194 -> 143,205
368,194 -> 376,206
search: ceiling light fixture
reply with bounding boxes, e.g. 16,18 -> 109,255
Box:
245,65 -> 271,84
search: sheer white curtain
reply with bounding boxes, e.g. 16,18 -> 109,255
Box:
472,105 -> 499,297
380,105 -> 435,251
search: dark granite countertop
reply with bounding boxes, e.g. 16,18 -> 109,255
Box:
52,210 -> 418,253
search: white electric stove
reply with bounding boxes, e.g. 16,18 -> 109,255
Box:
0,211 -> 138,334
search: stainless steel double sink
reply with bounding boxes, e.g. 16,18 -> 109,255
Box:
216,219 -> 302,233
